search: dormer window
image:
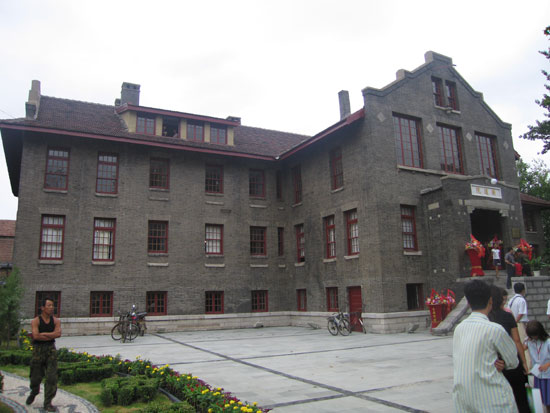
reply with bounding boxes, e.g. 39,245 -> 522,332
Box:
137,115 -> 155,135
187,121 -> 204,142
162,117 -> 179,138
445,81 -> 459,110
211,125 -> 227,145
432,77 -> 459,111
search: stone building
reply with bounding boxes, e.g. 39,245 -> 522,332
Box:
0,220 -> 15,276
0,52 -> 528,333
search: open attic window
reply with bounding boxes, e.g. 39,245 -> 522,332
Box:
162,117 -> 179,138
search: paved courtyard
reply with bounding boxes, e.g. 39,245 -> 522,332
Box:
56,326 -> 453,412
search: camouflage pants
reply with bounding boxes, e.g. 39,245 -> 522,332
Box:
29,342 -> 57,406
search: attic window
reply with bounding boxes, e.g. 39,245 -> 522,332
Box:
162,117 -> 179,138
187,121 -> 204,142
211,125 -> 227,145
137,115 -> 155,135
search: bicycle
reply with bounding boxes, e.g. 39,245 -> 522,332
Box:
111,309 -> 140,342
346,312 -> 367,334
327,312 -> 351,336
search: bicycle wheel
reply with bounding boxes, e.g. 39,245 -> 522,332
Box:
327,320 -> 338,336
126,323 -> 140,342
359,319 -> 367,334
338,319 -> 351,336
111,322 -> 123,341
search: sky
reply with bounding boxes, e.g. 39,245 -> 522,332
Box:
0,0 -> 549,220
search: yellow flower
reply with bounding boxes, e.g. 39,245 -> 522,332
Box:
146,365 -> 150,368
214,392 -> 220,396
230,400 -> 235,405
109,357 -> 113,361
192,376 -> 198,379
160,371 -> 164,375
238,402 -> 243,406
253,402 -> 257,406
208,410 -> 213,413
225,404 -> 230,408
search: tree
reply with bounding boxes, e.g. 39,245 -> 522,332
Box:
0,268 -> 24,348
521,26 -> 550,153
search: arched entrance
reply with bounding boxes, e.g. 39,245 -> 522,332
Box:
470,209 -> 503,269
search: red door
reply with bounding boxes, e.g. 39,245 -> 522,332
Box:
348,286 -> 362,332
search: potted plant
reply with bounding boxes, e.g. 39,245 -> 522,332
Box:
527,256 -> 543,276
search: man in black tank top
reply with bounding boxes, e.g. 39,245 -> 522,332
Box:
26,297 -> 62,411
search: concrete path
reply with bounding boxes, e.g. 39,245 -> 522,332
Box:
55,327 -> 454,412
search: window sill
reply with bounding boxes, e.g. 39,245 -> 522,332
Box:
435,105 -> 460,114
147,262 -> 169,267
291,202 -> 303,208
149,188 -> 169,192
206,200 -> 225,206
43,188 -> 67,194
295,262 -> 305,267
249,204 -> 267,209
92,261 -> 115,266
397,165 -> 446,176
205,192 -> 224,197
331,187 -> 344,194
404,250 -> 422,256
95,193 -> 118,198
250,264 -> 268,268
323,258 -> 337,263
148,253 -> 168,257
205,263 -> 225,268
344,254 -> 359,260
39,260 -> 63,265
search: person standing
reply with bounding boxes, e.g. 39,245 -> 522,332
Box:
505,247 -> 516,289
492,245 -> 502,279
525,321 -> 550,413
509,283 -> 532,371
26,297 -> 61,412
453,279 -> 519,412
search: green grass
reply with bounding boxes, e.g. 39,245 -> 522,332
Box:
0,401 -> 14,413
0,366 -> 174,412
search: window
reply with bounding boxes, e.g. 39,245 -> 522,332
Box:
210,125 -> 227,145
161,117 -> 179,137
295,224 -> 305,262
432,77 -> 444,107
146,291 -> 167,315
205,165 -> 223,194
324,216 -> 336,259
401,206 -> 418,251
150,158 -> 170,189
297,289 -> 307,311
326,287 -> 338,312
346,210 -> 359,255
35,291 -> 61,316
148,221 -> 168,253
44,148 -> 69,190
205,224 -> 223,255
438,125 -> 463,174
187,122 -> 204,142
277,227 -> 284,256
292,165 -> 302,204
476,133 -> 498,178
250,227 -> 266,256
393,115 -> 423,168
137,116 -> 155,135
205,291 -> 224,314
251,290 -> 268,312
96,153 -> 118,194
524,210 -> 537,232
249,169 -> 265,198
276,170 -> 283,200
90,291 -> 113,317
445,81 -> 459,110
330,148 -> 344,190
93,218 -> 116,261
406,284 -> 424,310
39,215 -> 65,260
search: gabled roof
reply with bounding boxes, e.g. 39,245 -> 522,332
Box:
521,193 -> 550,209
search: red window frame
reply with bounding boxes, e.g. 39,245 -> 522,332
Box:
277,227 -> 284,256
251,290 -> 268,312
297,289 -> 307,311
90,291 -> 113,317
150,158 -> 170,190
92,218 -> 116,261
35,291 -> 61,316
476,133 -> 498,179
205,165 -> 224,194
205,291 -> 224,314
250,226 -> 266,256
276,170 -> 283,200
326,287 -> 339,312
393,115 -> 423,168
44,147 -> 70,190
136,116 -> 155,135
187,122 -> 204,142
39,215 -> 65,260
249,169 -> 265,198
445,81 -> 459,110
438,125 -> 463,174
148,221 -> 168,253
292,165 -> 302,204
146,291 -> 167,315
205,224 -> 223,255
295,224 -> 305,262
346,210 -> 359,255
401,206 -> 418,251
96,153 -> 119,194
324,215 -> 336,259
210,125 -> 227,145
330,148 -> 344,190
432,77 -> 444,107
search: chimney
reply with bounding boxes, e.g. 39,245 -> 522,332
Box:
338,90 -> 350,120
120,82 -> 140,106
226,116 -> 241,125
25,80 -> 41,119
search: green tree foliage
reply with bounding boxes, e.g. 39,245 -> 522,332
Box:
517,159 -> 550,258
0,268 -> 24,348
521,26 -> 550,153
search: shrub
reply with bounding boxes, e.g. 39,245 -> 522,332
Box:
0,350 -> 32,365
118,384 -> 136,406
139,401 -> 195,413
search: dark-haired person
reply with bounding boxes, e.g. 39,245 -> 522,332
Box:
509,283 -> 532,370
525,320 -> 550,412
453,279 -> 519,412
505,247 -> 516,289
26,297 -> 62,412
489,285 -> 530,412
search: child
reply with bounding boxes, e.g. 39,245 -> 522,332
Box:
526,320 -> 550,412
491,246 -> 501,278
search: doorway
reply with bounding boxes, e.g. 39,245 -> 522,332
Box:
470,209 -> 503,269
347,286 -> 362,332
